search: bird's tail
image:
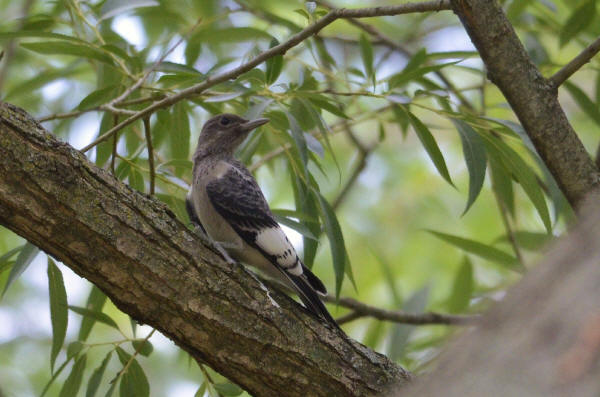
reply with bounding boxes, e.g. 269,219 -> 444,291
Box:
281,270 -> 340,330
301,264 -> 327,296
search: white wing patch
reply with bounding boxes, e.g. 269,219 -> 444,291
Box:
255,226 -> 302,276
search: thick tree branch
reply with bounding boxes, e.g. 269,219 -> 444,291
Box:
549,36 -> 600,88
0,102 -> 409,397
450,0 -> 600,207
81,1 -> 451,152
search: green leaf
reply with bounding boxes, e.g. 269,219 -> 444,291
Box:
389,60 -> 459,89
191,27 -> 273,45
116,347 -> 150,397
487,147 -> 515,216
405,109 -> 454,186
69,305 -> 120,331
171,103 -> 191,162
214,382 -> 244,396
306,95 -> 350,119
156,159 -> 193,174
317,193 -> 350,298
273,214 -> 318,240
21,41 -> 114,65
99,0 -> 159,20
78,85 -> 120,110
40,356 -> 74,397
78,286 -> 107,341
451,119 -> 487,214
564,81 -> 600,127
86,351 -> 113,397
560,0 -> 596,46
0,31 -> 88,43
48,257 -> 68,373
387,286 -> 429,361
403,48 -> 428,74
131,339 -> 154,356
290,174 -> 320,268
266,39 -> 284,84
447,257 -> 474,313
128,169 -> 145,192
284,110 -> 309,172
59,355 -> 87,397
427,230 -> 520,271
481,133 -> 552,233
358,34 -> 374,86
507,0 -> 534,19
95,113 -> 116,168
363,319 -> 386,350
2,242 -> 39,297
495,231 -> 551,251
0,247 -> 22,276
67,341 -> 84,358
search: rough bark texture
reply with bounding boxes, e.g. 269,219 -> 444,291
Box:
451,0 -> 600,207
406,194 -> 600,396
0,102 -> 410,397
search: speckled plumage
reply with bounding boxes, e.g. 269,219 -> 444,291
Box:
187,114 -> 337,328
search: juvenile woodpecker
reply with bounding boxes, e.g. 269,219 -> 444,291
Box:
186,113 -> 338,327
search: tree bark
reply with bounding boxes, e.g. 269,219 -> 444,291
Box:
406,194 -> 600,396
450,0 -> 600,207
0,102 -> 410,397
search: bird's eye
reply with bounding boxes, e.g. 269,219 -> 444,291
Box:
220,116 -> 231,126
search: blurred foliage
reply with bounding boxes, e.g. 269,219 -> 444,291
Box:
0,0 -> 598,395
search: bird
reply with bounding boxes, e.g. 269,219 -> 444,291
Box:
186,113 -> 339,328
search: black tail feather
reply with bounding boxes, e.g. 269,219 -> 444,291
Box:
284,271 -> 340,330
302,264 -> 327,296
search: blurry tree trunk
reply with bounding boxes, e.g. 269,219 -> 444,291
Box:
406,194 -> 600,396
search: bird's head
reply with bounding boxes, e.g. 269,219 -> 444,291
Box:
193,113 -> 269,160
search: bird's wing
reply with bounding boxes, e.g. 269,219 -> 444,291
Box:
205,161 -> 337,327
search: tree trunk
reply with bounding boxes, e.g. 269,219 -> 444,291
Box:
0,102 -> 410,397
406,194 -> 600,396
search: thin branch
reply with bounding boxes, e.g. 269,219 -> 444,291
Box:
332,127 -> 372,210
324,296 -> 479,325
111,114 -> 118,174
143,117 -> 155,195
80,1 -> 452,153
549,36 -> 600,88
37,105 -> 136,123
263,276 -> 476,326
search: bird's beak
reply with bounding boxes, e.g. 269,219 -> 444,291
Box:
240,118 -> 269,131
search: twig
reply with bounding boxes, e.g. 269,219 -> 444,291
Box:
324,296 -> 479,325
111,114 -> 118,174
143,117 -> 155,195
81,1 -> 452,153
332,127 -> 372,210
37,105 -> 136,122
494,190 -> 525,267
549,36 -> 600,88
